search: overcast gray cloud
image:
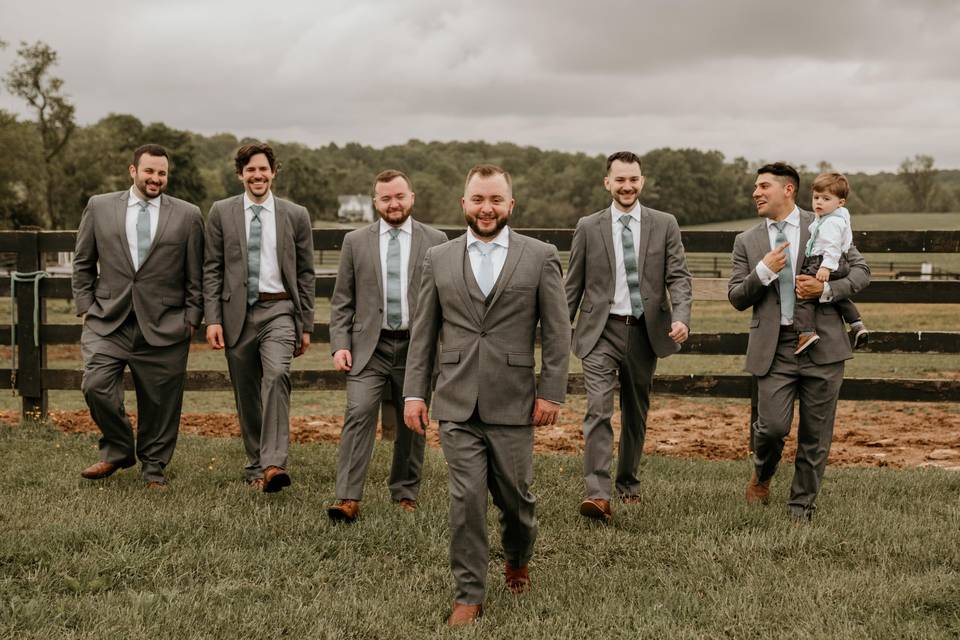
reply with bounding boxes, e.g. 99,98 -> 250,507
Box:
2,0 -> 958,172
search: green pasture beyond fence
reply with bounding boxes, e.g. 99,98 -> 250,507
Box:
2,228 -> 959,421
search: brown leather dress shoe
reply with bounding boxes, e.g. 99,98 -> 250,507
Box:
504,563 -> 530,594
327,499 -> 360,522
263,466 -> 291,493
745,471 -> 771,505
80,461 -> 128,480
397,499 -> 417,513
579,497 -> 612,521
447,602 -> 482,626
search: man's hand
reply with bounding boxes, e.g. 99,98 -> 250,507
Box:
531,398 -> 560,426
762,241 -> 790,273
206,323 -> 225,350
404,399 -> 430,435
796,275 -> 825,299
295,332 -> 311,357
668,321 -> 689,344
333,349 -> 352,372
816,266 -> 831,282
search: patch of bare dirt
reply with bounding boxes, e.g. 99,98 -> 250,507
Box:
4,398 -> 958,470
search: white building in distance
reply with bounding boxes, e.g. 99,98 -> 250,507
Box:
337,195 -> 374,223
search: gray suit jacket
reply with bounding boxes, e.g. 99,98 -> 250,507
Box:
72,191 -> 204,346
403,230 -> 571,425
727,209 -> 871,376
565,205 -> 693,359
202,194 -> 315,349
329,219 -> 448,375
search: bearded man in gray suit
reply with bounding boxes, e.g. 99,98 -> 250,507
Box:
203,143 -> 315,493
566,151 -> 692,521
73,144 -> 204,488
327,170 -> 447,522
403,164 -> 571,626
728,162 -> 870,521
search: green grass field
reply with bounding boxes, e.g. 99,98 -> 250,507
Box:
1,420 -> 959,639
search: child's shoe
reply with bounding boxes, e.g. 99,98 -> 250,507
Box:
850,321 -> 869,350
795,332 -> 820,355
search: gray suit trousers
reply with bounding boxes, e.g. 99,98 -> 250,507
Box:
336,334 -> 425,501
80,314 -> 190,482
581,316 -> 657,500
225,299 -> 296,480
439,417 -> 536,605
753,328 -> 844,517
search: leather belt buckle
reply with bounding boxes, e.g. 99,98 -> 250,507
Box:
258,292 -> 291,302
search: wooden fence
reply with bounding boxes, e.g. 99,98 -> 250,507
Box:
2,228 -> 959,419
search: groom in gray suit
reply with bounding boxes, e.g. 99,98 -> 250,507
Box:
203,143 -> 315,493
73,144 -> 204,488
327,170 -> 447,521
728,162 -> 870,521
403,164 -> 570,626
566,151 -> 692,521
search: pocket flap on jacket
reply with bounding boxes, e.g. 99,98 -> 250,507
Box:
507,352 -> 535,367
440,350 -> 460,364
161,296 -> 185,307
95,287 -> 110,299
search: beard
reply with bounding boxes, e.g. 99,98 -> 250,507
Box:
466,214 -> 508,239
378,204 -> 413,226
135,178 -> 166,198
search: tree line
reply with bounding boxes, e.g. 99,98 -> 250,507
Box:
2,40 -> 958,230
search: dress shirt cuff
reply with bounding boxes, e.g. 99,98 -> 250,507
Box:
820,282 -> 833,303
405,397 -> 425,403
755,261 -> 778,286
538,398 -> 562,406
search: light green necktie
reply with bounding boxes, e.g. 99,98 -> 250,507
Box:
386,228 -> 402,329
475,242 -> 495,297
774,221 -> 795,321
136,200 -> 151,269
805,211 -> 838,257
619,216 -> 644,318
247,205 -> 264,306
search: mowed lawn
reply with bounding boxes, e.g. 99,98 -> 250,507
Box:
2,421 -> 959,639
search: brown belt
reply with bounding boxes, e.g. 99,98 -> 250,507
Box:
258,291 -> 291,301
608,313 -> 642,325
381,329 -> 410,340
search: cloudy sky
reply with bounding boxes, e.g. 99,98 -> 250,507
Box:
2,0 -> 958,172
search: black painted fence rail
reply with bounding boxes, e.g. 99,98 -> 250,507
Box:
2,228 -> 958,417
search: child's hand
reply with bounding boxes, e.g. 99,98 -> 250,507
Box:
816,267 -> 831,282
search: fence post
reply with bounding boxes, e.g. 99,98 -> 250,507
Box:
15,229 -> 47,420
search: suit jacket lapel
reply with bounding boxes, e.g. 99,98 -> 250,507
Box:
407,221 -> 424,309
368,222 -> 384,302
596,209 -> 616,284
230,196 -> 248,273
275,199 -> 294,293
635,206 -> 652,283
114,192 -> 136,275
485,230 -> 524,313
752,222 -> 779,300
452,235 -> 482,326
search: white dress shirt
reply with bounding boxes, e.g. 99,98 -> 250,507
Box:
125,187 -> 160,269
755,206 -> 832,324
806,208 -> 851,271
609,202 -> 642,316
467,225 -> 510,288
243,192 -> 284,294
379,216 -> 413,329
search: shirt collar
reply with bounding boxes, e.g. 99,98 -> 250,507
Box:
466,225 -> 510,250
243,192 -> 275,214
610,202 -> 640,223
765,206 -> 800,229
128,187 -> 160,207
379,216 -> 414,235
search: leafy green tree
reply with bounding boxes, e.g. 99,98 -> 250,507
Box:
898,154 -> 938,212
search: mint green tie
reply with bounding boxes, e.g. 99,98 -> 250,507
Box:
805,211 -> 837,257
386,229 -> 402,329
774,221 -> 795,321
475,243 -> 495,296
619,216 -> 644,318
247,205 -> 263,306
135,200 -> 151,269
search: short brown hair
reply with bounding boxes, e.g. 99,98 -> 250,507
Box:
373,169 -> 413,194
811,172 -> 850,199
132,144 -> 168,168
235,143 -> 279,174
757,162 -> 800,193
464,164 -> 512,193
606,151 -> 642,173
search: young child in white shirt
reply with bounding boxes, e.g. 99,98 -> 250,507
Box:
794,172 -> 869,354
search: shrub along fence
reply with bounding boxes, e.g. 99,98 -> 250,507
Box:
2,228 -> 959,426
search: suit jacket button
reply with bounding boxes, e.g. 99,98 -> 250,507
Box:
480,331 -> 487,337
